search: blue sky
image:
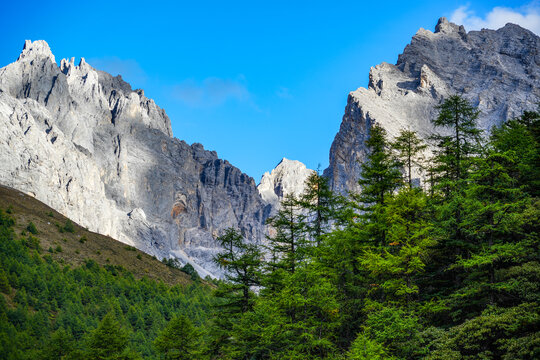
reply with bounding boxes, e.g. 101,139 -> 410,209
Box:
1,1 -> 538,181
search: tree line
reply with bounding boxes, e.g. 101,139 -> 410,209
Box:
0,95 -> 538,359
206,95 -> 539,359
0,207 -> 216,359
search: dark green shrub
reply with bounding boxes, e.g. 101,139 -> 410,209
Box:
0,270 -> 10,293
0,209 -> 14,227
162,258 -> 181,269
181,263 -> 200,282
63,220 -> 75,233
23,235 -> 40,251
26,221 -> 38,235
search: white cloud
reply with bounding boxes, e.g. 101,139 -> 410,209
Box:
450,3 -> 540,35
86,56 -> 147,86
172,76 -> 252,107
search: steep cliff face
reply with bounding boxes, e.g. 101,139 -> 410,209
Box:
325,18 -> 540,194
0,40 -> 267,277
2,18 -> 539,276
257,158 -> 314,212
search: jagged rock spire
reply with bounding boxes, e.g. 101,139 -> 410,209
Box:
258,158 -> 314,210
17,40 -> 56,64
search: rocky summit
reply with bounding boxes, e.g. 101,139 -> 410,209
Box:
258,158 -> 314,212
324,18 -> 540,194
1,18 -> 538,278
0,40 -> 269,278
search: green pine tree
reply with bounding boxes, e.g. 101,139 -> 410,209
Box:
297,171 -> 343,246
392,128 -> 427,187
42,327 -> 75,360
213,228 -> 262,315
265,193 -> 309,276
429,94 -> 482,196
357,123 -> 403,207
355,123 -> 402,246
84,313 -> 140,360
426,95 -> 483,301
153,315 -> 200,360
209,228 -> 262,358
491,111 -> 540,197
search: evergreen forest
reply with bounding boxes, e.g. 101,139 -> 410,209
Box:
0,95 -> 538,359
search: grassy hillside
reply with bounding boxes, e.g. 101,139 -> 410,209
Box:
0,185 -> 216,359
0,184 -> 191,286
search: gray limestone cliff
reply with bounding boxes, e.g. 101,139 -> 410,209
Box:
2,18 -> 539,276
324,18 -> 540,194
0,40 -> 268,277
257,158 -> 314,213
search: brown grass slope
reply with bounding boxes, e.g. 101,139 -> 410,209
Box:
0,184 -> 193,286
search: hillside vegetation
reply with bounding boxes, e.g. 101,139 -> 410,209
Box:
0,97 -> 539,359
0,186 -> 215,359
0,185 -> 193,286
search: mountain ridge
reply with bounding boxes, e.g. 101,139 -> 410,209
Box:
0,40 -> 268,278
1,17 -> 538,277
258,157 -> 314,211
324,17 -> 540,193
0,183 -> 195,286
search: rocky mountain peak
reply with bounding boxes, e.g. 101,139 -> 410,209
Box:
17,40 -> 56,64
1,40 -> 174,147
325,19 -> 540,194
59,57 -> 91,75
0,40 -> 267,278
434,17 -> 466,37
258,158 -> 314,210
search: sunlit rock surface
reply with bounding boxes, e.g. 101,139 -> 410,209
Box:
325,18 -> 540,193
258,158 -> 314,213
0,40 -> 268,277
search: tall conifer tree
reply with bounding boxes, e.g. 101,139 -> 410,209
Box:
357,123 -> 403,208
213,228 -> 262,314
429,95 -> 482,195
297,171 -> 342,246
426,95 -> 482,294
265,194 -> 308,276
356,123 -> 402,246
392,129 -> 427,187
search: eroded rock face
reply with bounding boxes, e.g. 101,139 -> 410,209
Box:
325,18 -> 540,194
0,40 -> 267,277
257,158 -> 314,213
2,18 -> 538,276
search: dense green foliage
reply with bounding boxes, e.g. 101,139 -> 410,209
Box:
153,315 -> 201,360
1,96 -> 538,359
209,98 -> 539,359
0,209 -> 215,359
